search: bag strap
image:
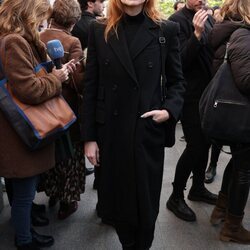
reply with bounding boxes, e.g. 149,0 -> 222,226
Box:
223,42 -> 230,63
159,24 -> 167,103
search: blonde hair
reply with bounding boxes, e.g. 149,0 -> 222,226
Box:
52,0 -> 81,28
220,0 -> 250,24
104,0 -> 162,41
0,0 -> 52,43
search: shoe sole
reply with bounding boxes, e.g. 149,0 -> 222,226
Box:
166,201 -> 196,222
188,195 -> 217,205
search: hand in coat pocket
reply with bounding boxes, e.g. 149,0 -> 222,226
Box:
84,141 -> 100,166
141,109 -> 170,123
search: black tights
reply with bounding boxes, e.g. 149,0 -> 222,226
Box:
220,145 -> 250,216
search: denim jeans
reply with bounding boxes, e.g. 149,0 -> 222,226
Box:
11,175 -> 38,246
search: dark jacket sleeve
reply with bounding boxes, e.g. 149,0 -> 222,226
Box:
82,22 -> 99,142
161,21 -> 186,121
228,28 -> 250,95
1,35 -> 61,105
169,14 -> 202,70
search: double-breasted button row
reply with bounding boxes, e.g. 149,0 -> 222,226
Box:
112,84 -> 118,91
104,59 -> 110,66
147,62 -> 153,68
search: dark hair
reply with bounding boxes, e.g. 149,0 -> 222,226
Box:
53,0 -> 81,28
173,1 -> 184,11
78,0 -> 95,11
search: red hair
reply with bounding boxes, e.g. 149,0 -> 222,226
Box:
104,0 -> 162,41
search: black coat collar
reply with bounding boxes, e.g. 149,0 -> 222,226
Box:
108,15 -> 159,84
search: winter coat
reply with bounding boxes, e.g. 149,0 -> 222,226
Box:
210,20 -> 250,95
71,11 -> 96,50
40,22 -> 84,142
0,33 -> 61,178
169,6 -> 214,103
83,16 -> 186,228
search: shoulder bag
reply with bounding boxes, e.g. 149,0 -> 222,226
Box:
0,36 -> 76,150
199,42 -> 250,145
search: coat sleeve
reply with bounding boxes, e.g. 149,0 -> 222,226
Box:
161,21 -> 186,121
1,35 -> 61,105
68,38 -> 84,93
228,28 -> 250,95
169,14 -> 202,70
82,22 -> 99,142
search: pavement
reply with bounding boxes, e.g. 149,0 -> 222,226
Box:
0,123 -> 250,250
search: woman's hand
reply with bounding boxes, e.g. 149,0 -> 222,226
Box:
84,141 -> 100,166
64,59 -> 77,74
141,109 -> 170,123
52,64 -> 69,82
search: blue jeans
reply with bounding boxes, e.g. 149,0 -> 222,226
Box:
11,175 -> 38,246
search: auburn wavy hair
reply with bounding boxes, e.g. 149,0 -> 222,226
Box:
220,0 -> 250,24
0,0 -> 52,44
104,0 -> 162,41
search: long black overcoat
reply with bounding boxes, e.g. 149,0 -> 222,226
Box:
83,16 -> 186,229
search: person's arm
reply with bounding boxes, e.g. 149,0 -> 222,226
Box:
162,21 -> 186,122
169,9 -> 208,70
141,22 -> 186,123
68,37 -> 84,92
82,22 -> 100,165
2,35 -> 62,104
228,29 -> 250,95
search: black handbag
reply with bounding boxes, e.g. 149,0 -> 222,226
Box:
199,43 -> 250,145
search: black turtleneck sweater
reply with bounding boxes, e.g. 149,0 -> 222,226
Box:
122,11 -> 145,49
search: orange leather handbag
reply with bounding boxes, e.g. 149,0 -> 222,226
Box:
0,58 -> 76,150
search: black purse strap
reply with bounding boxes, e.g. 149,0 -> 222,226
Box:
159,26 -> 167,103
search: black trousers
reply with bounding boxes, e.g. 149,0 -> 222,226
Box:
173,102 -> 210,196
209,143 -> 222,167
220,145 -> 250,216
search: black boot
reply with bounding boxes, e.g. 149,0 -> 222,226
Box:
31,209 -> 49,227
204,164 -> 217,184
32,203 -> 46,214
166,193 -> 196,221
17,242 -> 40,250
188,186 -> 218,205
31,228 -> 54,248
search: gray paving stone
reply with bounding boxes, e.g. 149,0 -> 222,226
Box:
0,124 -> 250,249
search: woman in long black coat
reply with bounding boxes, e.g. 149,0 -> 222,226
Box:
83,0 -> 186,248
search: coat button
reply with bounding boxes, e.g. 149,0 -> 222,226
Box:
104,59 -> 110,66
112,84 -> 118,91
147,62 -> 153,68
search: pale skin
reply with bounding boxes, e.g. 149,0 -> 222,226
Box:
186,0 -> 209,40
84,0 -> 170,166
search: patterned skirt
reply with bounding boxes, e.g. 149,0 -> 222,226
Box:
43,143 -> 85,202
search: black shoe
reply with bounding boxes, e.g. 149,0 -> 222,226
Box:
17,242 -> 40,250
101,217 -> 115,227
204,164 -> 217,184
32,203 -> 46,213
179,135 -> 185,142
31,211 -> 49,227
188,187 -> 218,205
85,167 -> 94,176
48,197 -> 58,208
31,228 -> 54,248
166,194 -> 196,222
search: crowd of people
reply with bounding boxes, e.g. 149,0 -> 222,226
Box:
0,0 -> 249,249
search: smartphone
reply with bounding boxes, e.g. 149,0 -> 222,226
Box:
74,56 -> 85,64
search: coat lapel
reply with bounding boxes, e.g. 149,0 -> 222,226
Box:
108,24 -> 138,84
129,17 -> 158,60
